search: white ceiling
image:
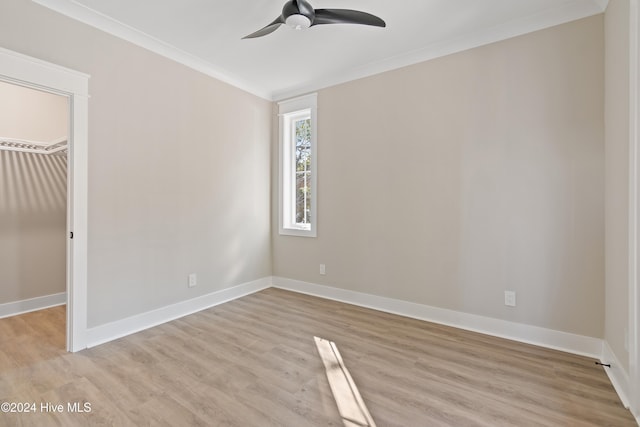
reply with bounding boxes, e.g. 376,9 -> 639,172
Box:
33,0 -> 607,100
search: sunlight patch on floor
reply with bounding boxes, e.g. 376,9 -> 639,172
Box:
314,336 -> 376,427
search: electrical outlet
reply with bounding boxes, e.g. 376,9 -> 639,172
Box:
188,273 -> 197,288
319,264 -> 326,275
504,290 -> 516,307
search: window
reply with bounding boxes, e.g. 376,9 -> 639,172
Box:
279,93 -> 317,237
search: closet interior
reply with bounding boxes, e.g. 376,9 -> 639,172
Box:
0,80 -> 68,333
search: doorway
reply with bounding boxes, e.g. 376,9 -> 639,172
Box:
0,80 -> 69,344
0,47 -> 89,352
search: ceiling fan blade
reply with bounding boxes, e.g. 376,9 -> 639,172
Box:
242,16 -> 285,39
285,0 -> 315,19
312,9 -> 386,27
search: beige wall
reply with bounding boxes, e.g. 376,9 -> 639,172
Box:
0,0 -> 272,327
0,150 -> 67,304
604,0 -> 630,372
0,81 -> 68,305
0,0 -> 607,340
0,80 -> 68,142
273,16 -> 605,338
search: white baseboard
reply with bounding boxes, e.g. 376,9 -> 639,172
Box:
0,292 -> 66,318
601,341 -> 631,409
83,274 -> 601,358
272,277 -> 603,359
85,277 -> 272,348
80,275 -> 634,422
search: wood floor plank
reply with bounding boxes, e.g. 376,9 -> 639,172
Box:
0,289 -> 635,426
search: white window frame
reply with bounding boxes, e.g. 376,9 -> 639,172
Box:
278,93 -> 317,237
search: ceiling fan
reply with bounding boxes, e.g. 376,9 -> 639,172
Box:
243,0 -> 386,39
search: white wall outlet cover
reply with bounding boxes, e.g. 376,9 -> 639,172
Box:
188,273 -> 197,288
320,264 -> 326,275
504,290 -> 516,307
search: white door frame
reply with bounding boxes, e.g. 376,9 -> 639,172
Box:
630,0 -> 640,420
0,47 -> 89,352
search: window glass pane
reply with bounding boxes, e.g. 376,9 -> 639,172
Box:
278,93 -> 316,236
295,118 -> 311,225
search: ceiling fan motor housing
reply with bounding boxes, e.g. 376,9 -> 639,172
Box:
285,14 -> 311,30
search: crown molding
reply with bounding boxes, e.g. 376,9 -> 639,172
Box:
32,0 -> 606,102
591,0 -> 610,11
31,0 -> 272,100
273,0 -> 607,100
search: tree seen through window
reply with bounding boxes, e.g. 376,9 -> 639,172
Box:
295,118 -> 311,225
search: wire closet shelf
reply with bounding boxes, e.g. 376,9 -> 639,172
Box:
0,136 -> 67,156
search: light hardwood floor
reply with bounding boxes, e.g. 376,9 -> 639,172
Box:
0,288 -> 636,426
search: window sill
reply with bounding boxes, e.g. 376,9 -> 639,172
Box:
279,227 -> 316,238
